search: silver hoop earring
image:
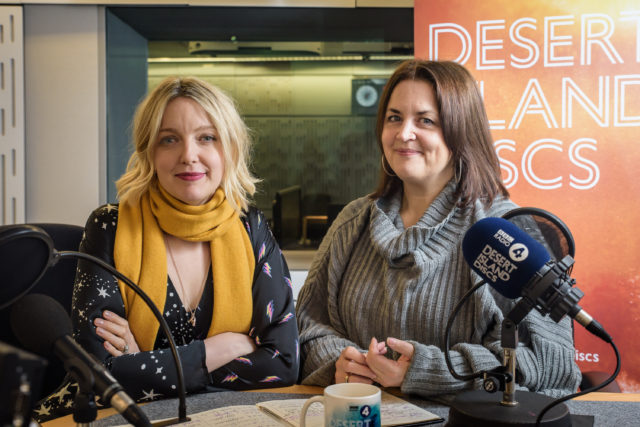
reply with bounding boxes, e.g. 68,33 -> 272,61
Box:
381,155 -> 396,177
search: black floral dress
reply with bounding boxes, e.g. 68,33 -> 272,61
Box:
34,204 -> 299,422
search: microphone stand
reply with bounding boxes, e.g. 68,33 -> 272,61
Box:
53,249 -> 190,426
446,300 -> 572,427
69,362 -> 98,426
499,319 -> 517,406
0,342 -> 47,427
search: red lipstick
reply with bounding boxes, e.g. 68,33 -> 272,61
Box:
175,172 -> 205,181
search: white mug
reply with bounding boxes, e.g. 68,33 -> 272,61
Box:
300,383 -> 382,427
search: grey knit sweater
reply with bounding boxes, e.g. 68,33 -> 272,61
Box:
296,181 -> 581,399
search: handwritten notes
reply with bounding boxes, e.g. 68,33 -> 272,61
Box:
256,392 -> 442,427
140,392 -> 442,426
379,392 -> 442,426
147,405 -> 282,427
258,399 -> 323,427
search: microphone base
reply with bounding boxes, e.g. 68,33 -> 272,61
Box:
446,390 -> 571,427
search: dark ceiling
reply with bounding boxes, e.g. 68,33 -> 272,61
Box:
107,6 -> 413,42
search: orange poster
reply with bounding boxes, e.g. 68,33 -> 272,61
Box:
415,0 -> 640,391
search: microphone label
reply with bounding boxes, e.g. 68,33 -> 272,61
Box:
509,243 -> 529,261
472,244 -> 519,283
494,229 -> 514,246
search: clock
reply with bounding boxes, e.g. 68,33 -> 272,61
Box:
355,84 -> 378,108
351,78 -> 387,115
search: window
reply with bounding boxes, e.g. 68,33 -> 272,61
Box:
108,6 -> 413,246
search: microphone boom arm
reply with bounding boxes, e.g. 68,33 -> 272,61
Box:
54,249 -> 189,424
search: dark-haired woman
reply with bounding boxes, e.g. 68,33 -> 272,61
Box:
296,60 -> 580,398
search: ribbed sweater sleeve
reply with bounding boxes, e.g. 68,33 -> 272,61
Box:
296,198 -> 371,385
296,184 -> 581,398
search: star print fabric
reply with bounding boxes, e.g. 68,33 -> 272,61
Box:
33,204 -> 299,422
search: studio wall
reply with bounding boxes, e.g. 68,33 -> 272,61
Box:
415,0 -> 640,391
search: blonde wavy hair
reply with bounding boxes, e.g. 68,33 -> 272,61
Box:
116,76 -> 258,214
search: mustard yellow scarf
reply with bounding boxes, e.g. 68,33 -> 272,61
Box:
114,186 -> 254,351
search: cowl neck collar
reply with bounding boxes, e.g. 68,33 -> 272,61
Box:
369,180 -> 459,265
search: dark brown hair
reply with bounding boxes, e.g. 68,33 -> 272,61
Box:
371,60 -> 508,207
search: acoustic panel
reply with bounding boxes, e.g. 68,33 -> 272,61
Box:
247,116 -> 379,216
0,6 -> 23,224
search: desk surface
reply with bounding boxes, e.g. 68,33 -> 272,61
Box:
42,386 -> 640,427
41,386 -> 323,427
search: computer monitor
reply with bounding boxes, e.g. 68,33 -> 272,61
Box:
272,185 -> 302,249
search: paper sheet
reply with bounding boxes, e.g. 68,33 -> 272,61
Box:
124,391 -> 442,426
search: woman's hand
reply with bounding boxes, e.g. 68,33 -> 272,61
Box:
335,345 -> 379,384
94,310 -> 140,357
365,337 -> 414,388
203,332 -> 257,372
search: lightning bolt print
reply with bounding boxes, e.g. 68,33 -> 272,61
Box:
279,312 -> 293,324
222,373 -> 238,383
260,376 -> 281,383
235,357 -> 253,365
262,262 -> 272,278
266,300 -> 274,322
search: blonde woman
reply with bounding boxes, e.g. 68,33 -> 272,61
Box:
35,77 -> 298,422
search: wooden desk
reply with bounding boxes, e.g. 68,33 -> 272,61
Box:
246,385 -> 322,395
573,391 -> 640,402
43,407 -> 120,427
42,386 -> 639,426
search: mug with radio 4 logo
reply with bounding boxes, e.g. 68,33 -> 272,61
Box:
300,383 -> 381,427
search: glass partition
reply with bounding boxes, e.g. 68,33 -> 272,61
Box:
108,6 -> 413,247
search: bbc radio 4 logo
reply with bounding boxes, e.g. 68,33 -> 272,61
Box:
509,243 -> 529,262
494,228 -> 529,262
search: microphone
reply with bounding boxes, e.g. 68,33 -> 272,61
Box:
462,217 -> 610,342
0,224 -> 188,424
10,294 -> 151,427
446,213 -> 619,427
